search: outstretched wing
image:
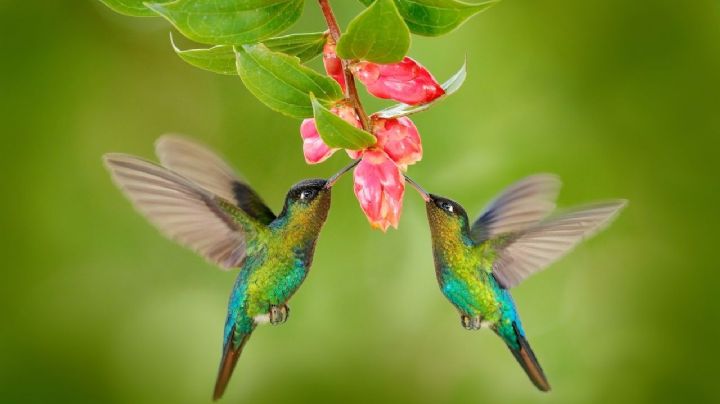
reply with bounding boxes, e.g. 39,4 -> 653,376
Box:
491,201 -> 627,288
104,153 -> 263,269
470,174 -> 561,242
155,135 -> 276,225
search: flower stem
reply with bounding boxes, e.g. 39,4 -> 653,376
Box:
317,0 -> 371,130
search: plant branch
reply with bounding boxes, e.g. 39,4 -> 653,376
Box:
318,0 -> 341,41
318,0 -> 371,130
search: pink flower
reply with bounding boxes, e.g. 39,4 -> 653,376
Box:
372,117 -> 422,170
350,117 -> 422,230
323,40 -> 346,91
300,104 -> 361,164
300,110 -> 422,230
351,57 -> 445,105
353,150 -> 405,231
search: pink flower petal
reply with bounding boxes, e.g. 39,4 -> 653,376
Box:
373,117 -> 422,170
334,103 -> 363,129
352,57 -> 445,105
346,149 -> 364,160
323,40 -> 346,91
353,150 -> 405,231
300,118 -> 337,164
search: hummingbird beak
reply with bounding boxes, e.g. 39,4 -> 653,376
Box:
404,174 -> 431,202
325,159 -> 360,189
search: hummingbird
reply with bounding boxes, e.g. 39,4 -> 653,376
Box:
103,135 -> 357,400
405,174 -> 626,392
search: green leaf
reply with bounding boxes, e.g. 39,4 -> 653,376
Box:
358,0 -> 498,36
235,44 -> 344,118
336,0 -> 410,63
146,0 -> 305,45
99,0 -> 157,16
311,96 -> 376,150
171,32 -> 327,75
263,32 -> 328,62
375,59 -> 466,118
171,35 -> 237,75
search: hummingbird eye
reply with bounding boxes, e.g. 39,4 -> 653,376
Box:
299,189 -> 317,201
440,201 -> 454,213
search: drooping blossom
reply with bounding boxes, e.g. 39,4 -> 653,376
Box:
351,57 -> 445,105
353,150 -> 405,231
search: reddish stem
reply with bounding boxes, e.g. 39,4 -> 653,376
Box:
317,0 -> 371,130
318,0 -> 341,41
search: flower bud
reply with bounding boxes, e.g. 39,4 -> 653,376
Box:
323,40 -> 346,91
353,150 -> 405,231
372,116 -> 422,170
352,57 -> 444,105
300,118 -> 336,164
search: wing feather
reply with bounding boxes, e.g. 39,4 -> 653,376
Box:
104,153 -> 251,270
492,201 -> 627,288
154,135 -> 276,225
470,174 -> 561,242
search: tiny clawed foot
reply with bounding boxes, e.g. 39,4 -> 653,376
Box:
461,315 -> 483,330
269,304 -> 290,325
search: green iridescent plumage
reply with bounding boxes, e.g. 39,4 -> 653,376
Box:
410,174 -> 626,392
104,135 -> 353,400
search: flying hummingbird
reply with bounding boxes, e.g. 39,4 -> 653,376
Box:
103,135 -> 357,400
406,174 -> 626,392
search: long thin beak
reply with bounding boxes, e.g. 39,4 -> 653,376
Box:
325,159 -> 360,189
404,174 -> 431,202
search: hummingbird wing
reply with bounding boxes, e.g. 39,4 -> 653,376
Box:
469,174 -> 561,242
491,201 -> 627,288
154,135 -> 277,225
104,153 -> 264,269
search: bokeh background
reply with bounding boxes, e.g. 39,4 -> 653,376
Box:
1,0 -> 719,403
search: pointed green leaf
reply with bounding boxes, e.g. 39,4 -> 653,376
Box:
358,0 -> 498,36
311,96 -> 376,150
99,0 -> 157,16
376,59 -> 466,118
171,35 -> 237,75
262,32 -> 328,62
336,0 -> 410,63
146,0 -> 305,45
171,32 -> 327,75
235,44 -> 343,118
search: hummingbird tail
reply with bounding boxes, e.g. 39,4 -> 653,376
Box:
506,323 -> 551,392
213,328 -> 253,401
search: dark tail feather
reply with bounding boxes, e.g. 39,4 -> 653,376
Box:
507,323 -> 551,392
213,328 -> 253,401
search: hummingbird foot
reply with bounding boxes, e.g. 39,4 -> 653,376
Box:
269,304 -> 290,325
461,315 -> 483,330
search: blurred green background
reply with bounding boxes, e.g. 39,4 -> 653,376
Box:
1,0 -> 719,403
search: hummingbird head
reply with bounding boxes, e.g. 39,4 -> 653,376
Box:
275,178 -> 333,243
279,178 -> 332,226
425,194 -> 471,235
423,194 -> 476,257
403,174 -> 471,236
276,160 -> 358,237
